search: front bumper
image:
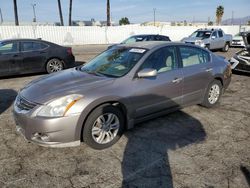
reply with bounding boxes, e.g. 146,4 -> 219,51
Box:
13,107 -> 81,148
64,55 -> 76,69
231,40 -> 245,47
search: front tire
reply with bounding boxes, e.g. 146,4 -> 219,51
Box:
46,58 -> 64,73
83,104 -> 125,150
201,80 -> 223,108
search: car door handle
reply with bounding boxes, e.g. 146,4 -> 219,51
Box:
172,78 -> 183,83
205,68 -> 213,72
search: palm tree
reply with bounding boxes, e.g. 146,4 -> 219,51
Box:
69,0 -> 72,26
216,5 -> 224,25
13,0 -> 19,25
57,0 -> 64,26
107,0 -> 111,26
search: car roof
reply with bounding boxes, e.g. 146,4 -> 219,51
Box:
131,34 -> 167,37
0,38 -> 57,46
196,28 -> 222,32
117,41 -> 183,50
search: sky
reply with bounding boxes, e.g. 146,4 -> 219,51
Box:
0,0 -> 249,24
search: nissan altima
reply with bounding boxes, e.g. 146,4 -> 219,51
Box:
13,41 -> 231,149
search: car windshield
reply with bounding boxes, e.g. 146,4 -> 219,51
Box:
81,47 -> 147,77
190,31 -> 211,38
122,36 -> 147,44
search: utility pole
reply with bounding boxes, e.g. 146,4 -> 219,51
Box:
57,0 -> 64,26
153,8 -> 156,26
0,8 -> 3,24
107,0 -> 111,26
69,0 -> 72,26
13,0 -> 19,25
31,3 -> 36,22
231,11 -> 234,25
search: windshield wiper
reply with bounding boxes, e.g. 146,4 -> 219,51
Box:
81,68 -> 102,77
96,71 -> 119,78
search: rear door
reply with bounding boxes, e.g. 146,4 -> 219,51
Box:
178,46 -> 213,106
130,46 -> 183,118
20,41 -> 49,73
210,31 -> 221,49
0,41 -> 22,76
218,30 -> 225,48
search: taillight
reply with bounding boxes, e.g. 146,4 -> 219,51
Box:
67,48 -> 72,55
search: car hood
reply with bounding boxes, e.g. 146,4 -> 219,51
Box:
233,36 -> 243,41
20,68 -> 115,104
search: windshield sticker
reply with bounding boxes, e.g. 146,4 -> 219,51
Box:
129,48 -> 146,53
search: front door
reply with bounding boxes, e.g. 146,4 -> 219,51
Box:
130,46 -> 183,118
0,41 -> 21,76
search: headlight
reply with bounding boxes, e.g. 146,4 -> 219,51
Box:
195,40 -> 205,47
37,94 -> 83,117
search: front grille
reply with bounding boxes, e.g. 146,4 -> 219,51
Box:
233,40 -> 241,42
16,95 -> 37,111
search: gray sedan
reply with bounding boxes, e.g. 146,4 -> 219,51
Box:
13,42 -> 232,149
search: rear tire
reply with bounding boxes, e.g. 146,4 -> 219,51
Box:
201,80 -> 223,108
82,104 -> 125,150
222,43 -> 230,52
46,58 -> 64,73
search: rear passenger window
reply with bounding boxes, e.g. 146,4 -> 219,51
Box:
180,47 -> 210,67
21,42 -> 48,51
218,31 -> 223,38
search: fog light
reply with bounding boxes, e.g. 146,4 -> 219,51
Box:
32,133 -> 50,142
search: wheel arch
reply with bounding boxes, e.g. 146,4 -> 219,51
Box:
76,99 -> 130,142
214,76 -> 224,86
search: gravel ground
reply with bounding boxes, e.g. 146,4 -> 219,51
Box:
0,46 -> 249,188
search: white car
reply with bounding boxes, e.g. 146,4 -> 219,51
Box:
231,33 -> 245,47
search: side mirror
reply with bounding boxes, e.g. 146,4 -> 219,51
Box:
137,68 -> 157,78
211,36 -> 216,39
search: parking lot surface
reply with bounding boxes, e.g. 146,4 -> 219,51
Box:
0,46 -> 250,188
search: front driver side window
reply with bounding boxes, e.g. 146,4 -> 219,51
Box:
0,42 -> 18,54
140,46 -> 178,73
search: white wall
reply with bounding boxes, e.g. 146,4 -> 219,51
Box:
0,25 -> 249,45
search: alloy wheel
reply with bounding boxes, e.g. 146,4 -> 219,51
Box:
48,59 -> 63,73
91,113 -> 120,144
208,84 -> 220,104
